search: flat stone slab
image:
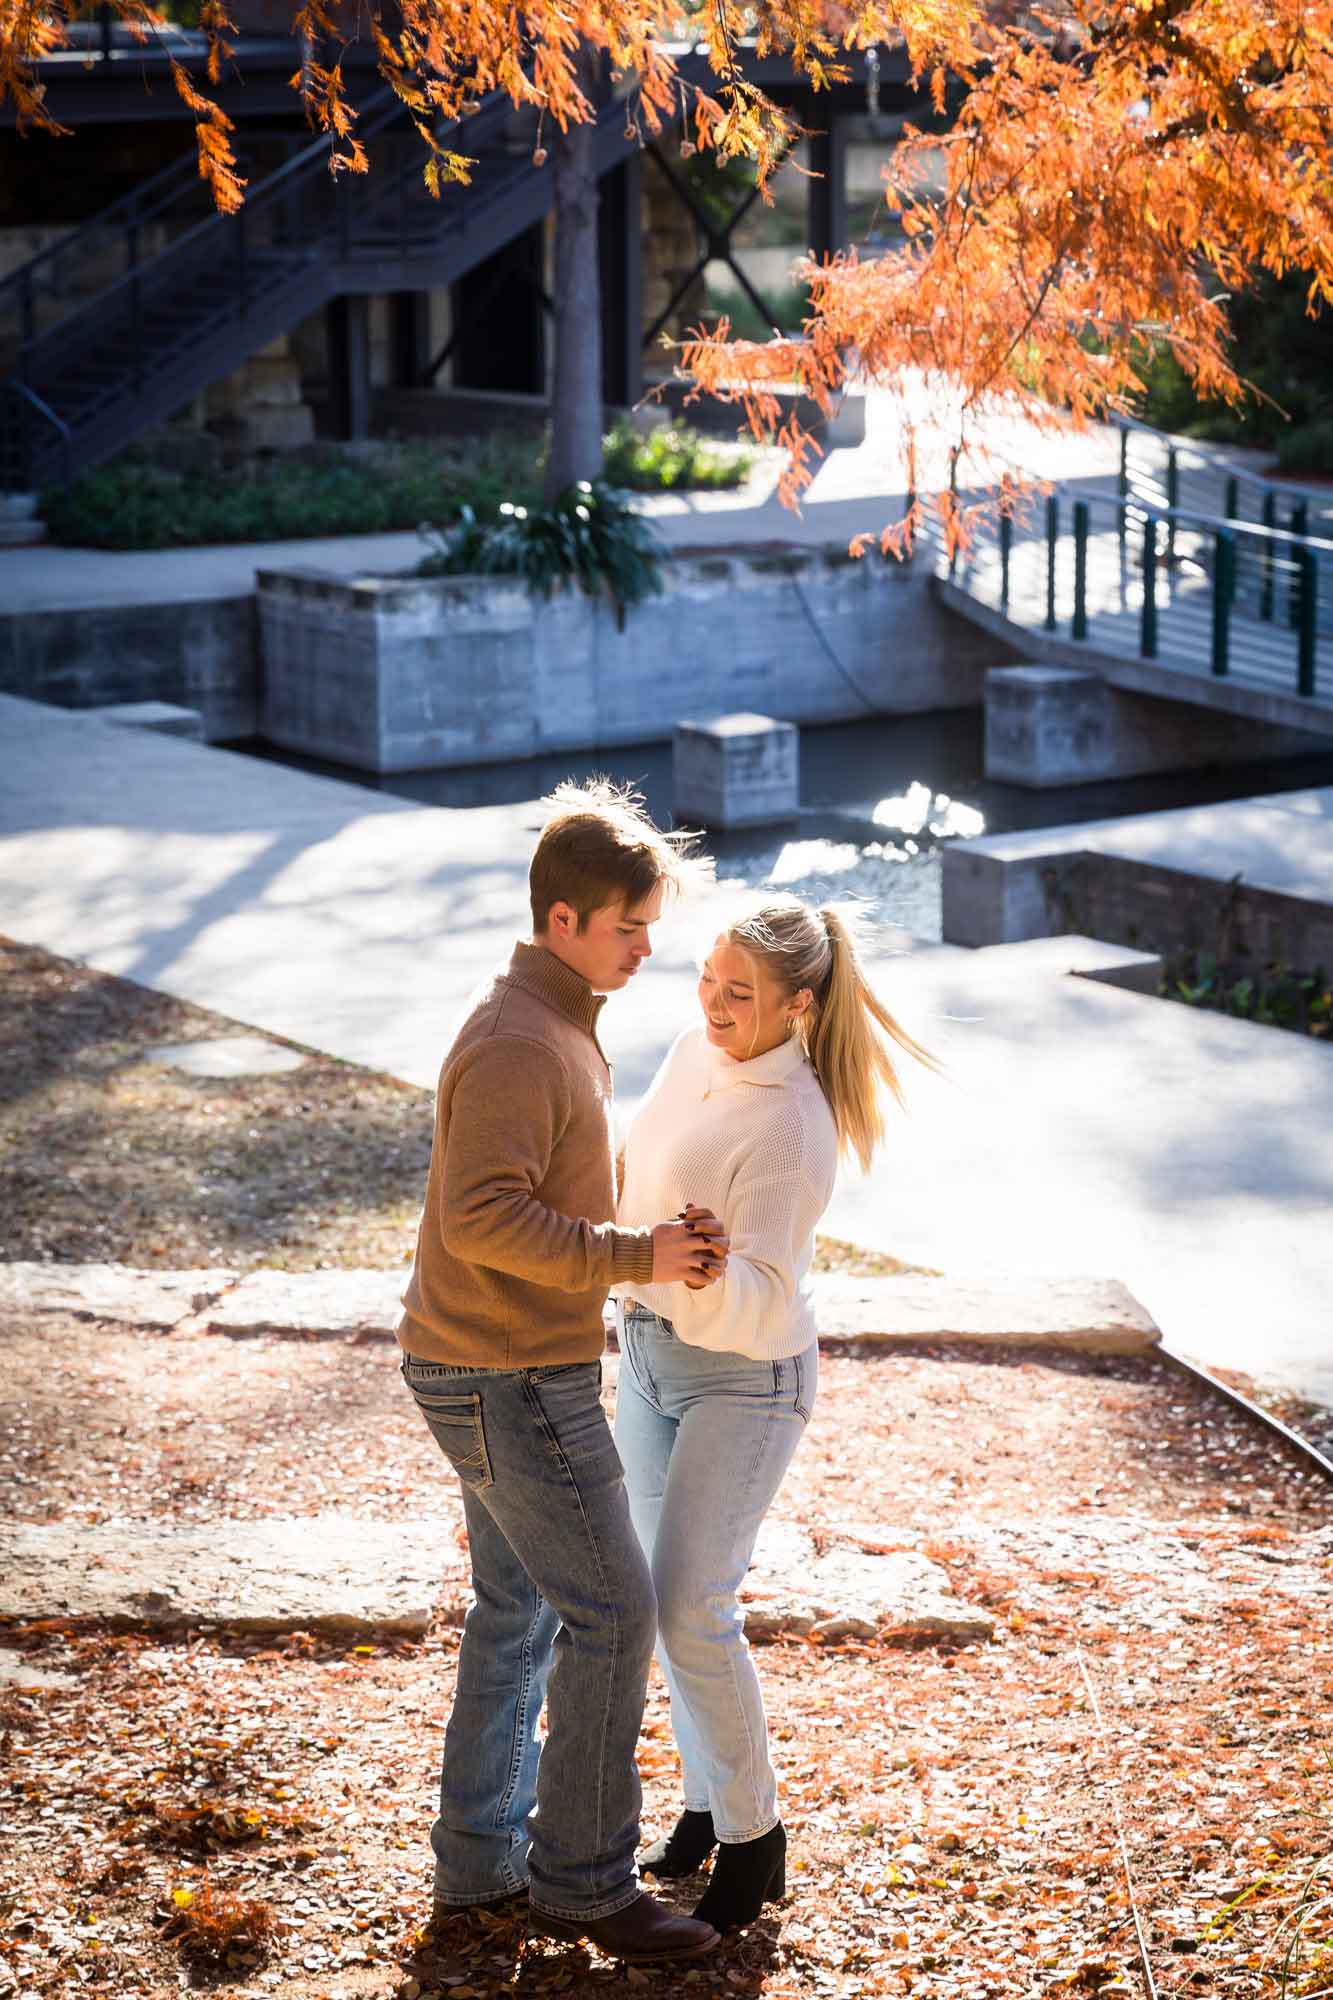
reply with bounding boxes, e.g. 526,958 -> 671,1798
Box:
810,1274 -> 1161,1353
967,933 -> 1164,997
0,1263 -> 1160,1355
0,1656 -> 79,1692
0,1516 -> 464,1637
143,1035 -> 308,1077
190,1267 -> 407,1338
744,1520 -> 994,1644
0,1513 -> 993,1644
0,1262 -> 237,1329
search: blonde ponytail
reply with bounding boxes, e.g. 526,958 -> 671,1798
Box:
718,895 -> 939,1174
807,906 -> 939,1173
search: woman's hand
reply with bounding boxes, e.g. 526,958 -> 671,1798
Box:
650,1209 -> 729,1287
677,1204 -> 730,1291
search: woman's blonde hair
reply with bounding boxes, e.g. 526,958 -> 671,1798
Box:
717,895 -> 938,1173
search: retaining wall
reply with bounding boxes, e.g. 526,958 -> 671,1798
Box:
0,595 -> 259,741
258,543 -> 1008,773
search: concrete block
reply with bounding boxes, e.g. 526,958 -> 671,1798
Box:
984,661 -> 1325,790
86,699 -> 204,740
673,712 -> 800,828
985,665 -> 1113,787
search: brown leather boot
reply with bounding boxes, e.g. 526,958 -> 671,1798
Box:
529,1891 -> 718,1963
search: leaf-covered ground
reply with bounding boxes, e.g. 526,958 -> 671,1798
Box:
2,1312 -> 1330,2000
3,937 -> 1331,1998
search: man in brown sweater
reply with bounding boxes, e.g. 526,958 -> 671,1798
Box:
398,781 -> 726,1965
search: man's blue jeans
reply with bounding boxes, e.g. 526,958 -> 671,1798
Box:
401,1354 -> 656,1921
613,1303 -> 815,1843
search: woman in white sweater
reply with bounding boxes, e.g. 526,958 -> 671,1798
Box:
613,893 -> 933,1933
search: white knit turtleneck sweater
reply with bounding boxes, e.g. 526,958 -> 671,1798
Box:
614,1026 -> 839,1361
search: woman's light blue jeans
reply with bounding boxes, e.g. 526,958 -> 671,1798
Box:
613,1302 -> 816,1844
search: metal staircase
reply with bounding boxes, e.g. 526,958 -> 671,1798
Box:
0,77 -> 637,491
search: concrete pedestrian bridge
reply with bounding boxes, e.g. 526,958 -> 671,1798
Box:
939,421 -> 1333,785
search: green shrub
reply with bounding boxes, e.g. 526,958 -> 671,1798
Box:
39,420 -> 750,550
1275,419 -> 1333,478
600,418 -> 753,492
1132,268 -> 1333,449
416,481 -> 664,618
1161,951 -> 1332,1038
39,442 -> 542,551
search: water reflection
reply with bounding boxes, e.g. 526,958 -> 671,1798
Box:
873,781 -> 987,842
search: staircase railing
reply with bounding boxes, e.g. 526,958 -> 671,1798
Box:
0,381 -> 71,492
10,87 -> 408,388
0,66 -> 631,489
0,150 -> 207,361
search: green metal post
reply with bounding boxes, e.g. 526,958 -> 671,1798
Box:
1045,494 -> 1058,631
1072,500 -> 1089,641
948,448 -> 959,579
1224,474 -> 1239,520
1289,500 -> 1309,627
1118,426 -> 1128,544
1211,531 -> 1234,677
1141,514 -> 1158,658
1259,491 -> 1276,621
1298,550 -> 1317,697
999,507 -> 1012,613
1166,446 -> 1179,567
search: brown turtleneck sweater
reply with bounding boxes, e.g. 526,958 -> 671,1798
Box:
397,941 -> 656,1368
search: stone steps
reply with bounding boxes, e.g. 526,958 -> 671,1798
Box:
0,1511 -> 995,1645
0,1260 -> 1160,1354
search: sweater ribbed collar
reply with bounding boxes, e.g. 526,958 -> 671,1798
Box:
703,1026 -> 810,1093
507,941 -> 606,1038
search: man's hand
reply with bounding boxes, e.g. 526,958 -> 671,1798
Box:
651,1209 -> 729,1287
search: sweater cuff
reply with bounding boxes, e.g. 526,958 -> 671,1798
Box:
609,1227 -> 655,1288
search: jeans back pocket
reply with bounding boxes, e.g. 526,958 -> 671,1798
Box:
406,1380 -> 494,1491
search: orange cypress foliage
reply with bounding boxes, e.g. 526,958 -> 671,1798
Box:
2,0 -> 1330,540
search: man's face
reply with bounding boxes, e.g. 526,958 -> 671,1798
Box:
542,883 -> 665,993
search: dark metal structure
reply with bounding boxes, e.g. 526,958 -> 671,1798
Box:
0,36 -> 924,490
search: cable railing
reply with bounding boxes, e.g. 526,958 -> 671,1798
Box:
952,485 -> 1332,704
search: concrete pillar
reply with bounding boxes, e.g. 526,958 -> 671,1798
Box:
327,294 -> 372,441
984,665 -> 1113,788
984,663 -> 1323,790
673,713 -> 799,828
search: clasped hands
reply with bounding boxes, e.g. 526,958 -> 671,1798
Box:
650,1203 -> 730,1289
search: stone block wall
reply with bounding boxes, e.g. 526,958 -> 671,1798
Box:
258,543 -> 1006,774
0,596 -> 260,741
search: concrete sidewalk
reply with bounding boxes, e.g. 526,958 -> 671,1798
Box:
2,694 -> 1330,1405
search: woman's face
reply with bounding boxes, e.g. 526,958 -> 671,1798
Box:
698,936 -> 797,1063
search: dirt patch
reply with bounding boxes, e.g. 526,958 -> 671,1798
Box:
0,938 -> 921,1281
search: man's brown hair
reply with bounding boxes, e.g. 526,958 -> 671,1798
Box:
530,779 -> 703,933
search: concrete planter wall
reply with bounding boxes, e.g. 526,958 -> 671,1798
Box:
258,543 -> 1006,774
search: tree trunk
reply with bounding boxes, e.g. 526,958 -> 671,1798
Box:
544,47 -> 604,502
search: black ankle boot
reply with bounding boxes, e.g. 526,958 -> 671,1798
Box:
640,1808 -> 717,1879
691,1822 -> 786,1932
